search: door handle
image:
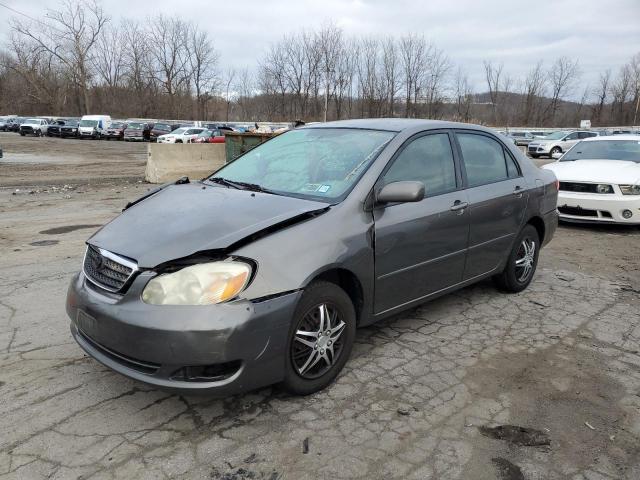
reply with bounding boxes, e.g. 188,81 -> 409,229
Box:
450,201 -> 469,212
513,186 -> 524,198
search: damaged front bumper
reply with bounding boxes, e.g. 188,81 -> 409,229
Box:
66,271 -> 301,395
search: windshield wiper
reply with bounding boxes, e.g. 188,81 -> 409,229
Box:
208,177 -> 275,194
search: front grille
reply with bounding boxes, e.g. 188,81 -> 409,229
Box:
560,182 -> 613,194
83,245 -> 136,293
77,328 -> 160,374
558,206 -> 598,217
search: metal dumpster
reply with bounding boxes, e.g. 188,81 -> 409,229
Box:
224,132 -> 275,163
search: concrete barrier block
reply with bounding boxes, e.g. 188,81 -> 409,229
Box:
145,144 -> 226,183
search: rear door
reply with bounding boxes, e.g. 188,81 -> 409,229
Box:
454,131 -> 528,279
373,131 -> 469,314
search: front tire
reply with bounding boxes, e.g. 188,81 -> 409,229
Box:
493,224 -> 540,293
283,281 -> 356,395
549,147 -> 561,158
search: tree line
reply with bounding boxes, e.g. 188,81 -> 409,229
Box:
0,0 -> 638,127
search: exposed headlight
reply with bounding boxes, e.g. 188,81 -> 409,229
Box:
596,184 -> 613,194
142,260 -> 251,305
619,184 -> 640,195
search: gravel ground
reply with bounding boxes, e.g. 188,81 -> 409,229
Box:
0,132 -> 639,480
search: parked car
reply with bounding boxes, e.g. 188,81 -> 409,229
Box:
46,120 -> 65,136
19,118 -> 49,136
506,131 -> 535,146
0,118 -> 10,131
78,115 -> 112,139
103,121 -> 127,140
527,130 -> 598,158
60,120 -> 80,138
124,121 -> 153,141
189,129 -> 226,144
47,119 -> 76,137
542,135 -> 640,224
149,123 -> 177,142
7,117 -> 24,132
156,127 -> 205,143
66,119 -> 558,396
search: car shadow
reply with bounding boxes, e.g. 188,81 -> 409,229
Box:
558,220 -> 640,235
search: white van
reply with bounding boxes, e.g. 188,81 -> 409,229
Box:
78,115 -> 112,139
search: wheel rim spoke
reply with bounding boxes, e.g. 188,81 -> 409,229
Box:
294,335 -> 316,348
299,348 -> 322,375
292,302 -> 345,379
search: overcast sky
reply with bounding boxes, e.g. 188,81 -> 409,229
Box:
1,0 -> 639,98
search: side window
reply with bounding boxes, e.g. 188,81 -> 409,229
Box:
506,153 -> 520,178
565,132 -> 579,140
383,133 -> 457,197
457,133 -> 509,187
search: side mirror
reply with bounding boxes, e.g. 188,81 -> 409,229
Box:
377,181 -> 425,204
551,152 -> 563,160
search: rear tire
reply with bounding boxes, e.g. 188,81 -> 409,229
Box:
493,224 -> 540,293
282,281 -> 356,395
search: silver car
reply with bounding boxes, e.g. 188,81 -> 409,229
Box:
66,119 -> 559,396
528,130 -> 598,158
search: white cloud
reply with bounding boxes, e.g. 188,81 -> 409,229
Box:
1,0 -> 638,97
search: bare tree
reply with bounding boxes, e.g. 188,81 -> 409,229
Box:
148,15 -> 190,116
546,57 -> 581,124
420,44 -> 451,119
453,67 -> 472,122
400,34 -> 426,117
381,37 -> 399,116
483,60 -> 503,125
10,0 -> 108,114
590,69 -> 611,125
186,24 -> 219,120
521,61 -> 546,125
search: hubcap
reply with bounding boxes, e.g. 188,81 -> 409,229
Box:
291,303 -> 346,379
515,237 -> 536,282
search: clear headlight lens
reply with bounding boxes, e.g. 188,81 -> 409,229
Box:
619,184 -> 640,195
596,184 -> 613,194
142,261 -> 251,305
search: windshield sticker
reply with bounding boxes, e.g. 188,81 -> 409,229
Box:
302,184 -> 322,192
318,185 -> 331,193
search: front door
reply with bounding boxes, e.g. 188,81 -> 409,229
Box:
373,131 -> 469,315
454,131 -> 529,279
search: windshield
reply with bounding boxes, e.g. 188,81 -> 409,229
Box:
111,122 -> 124,128
198,130 -> 213,137
65,121 -> 79,127
208,128 -> 395,201
170,128 -> 187,135
80,120 -> 98,127
154,123 -> 171,131
25,118 -> 40,123
543,132 -> 566,140
127,122 -> 144,129
562,140 -> 640,162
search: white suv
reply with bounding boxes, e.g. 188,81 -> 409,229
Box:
528,130 -> 598,158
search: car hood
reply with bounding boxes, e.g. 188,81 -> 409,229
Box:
542,159 -> 640,184
88,183 -> 329,268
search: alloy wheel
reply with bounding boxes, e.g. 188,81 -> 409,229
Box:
291,303 -> 346,379
515,238 -> 536,283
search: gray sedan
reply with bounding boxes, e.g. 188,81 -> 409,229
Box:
66,119 -> 558,396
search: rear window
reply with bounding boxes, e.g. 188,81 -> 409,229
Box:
458,133 -> 513,186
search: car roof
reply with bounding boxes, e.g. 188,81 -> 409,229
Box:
305,118 -> 497,134
581,134 -> 640,142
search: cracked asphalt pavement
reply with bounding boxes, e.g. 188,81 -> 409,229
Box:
1,134 -> 639,479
